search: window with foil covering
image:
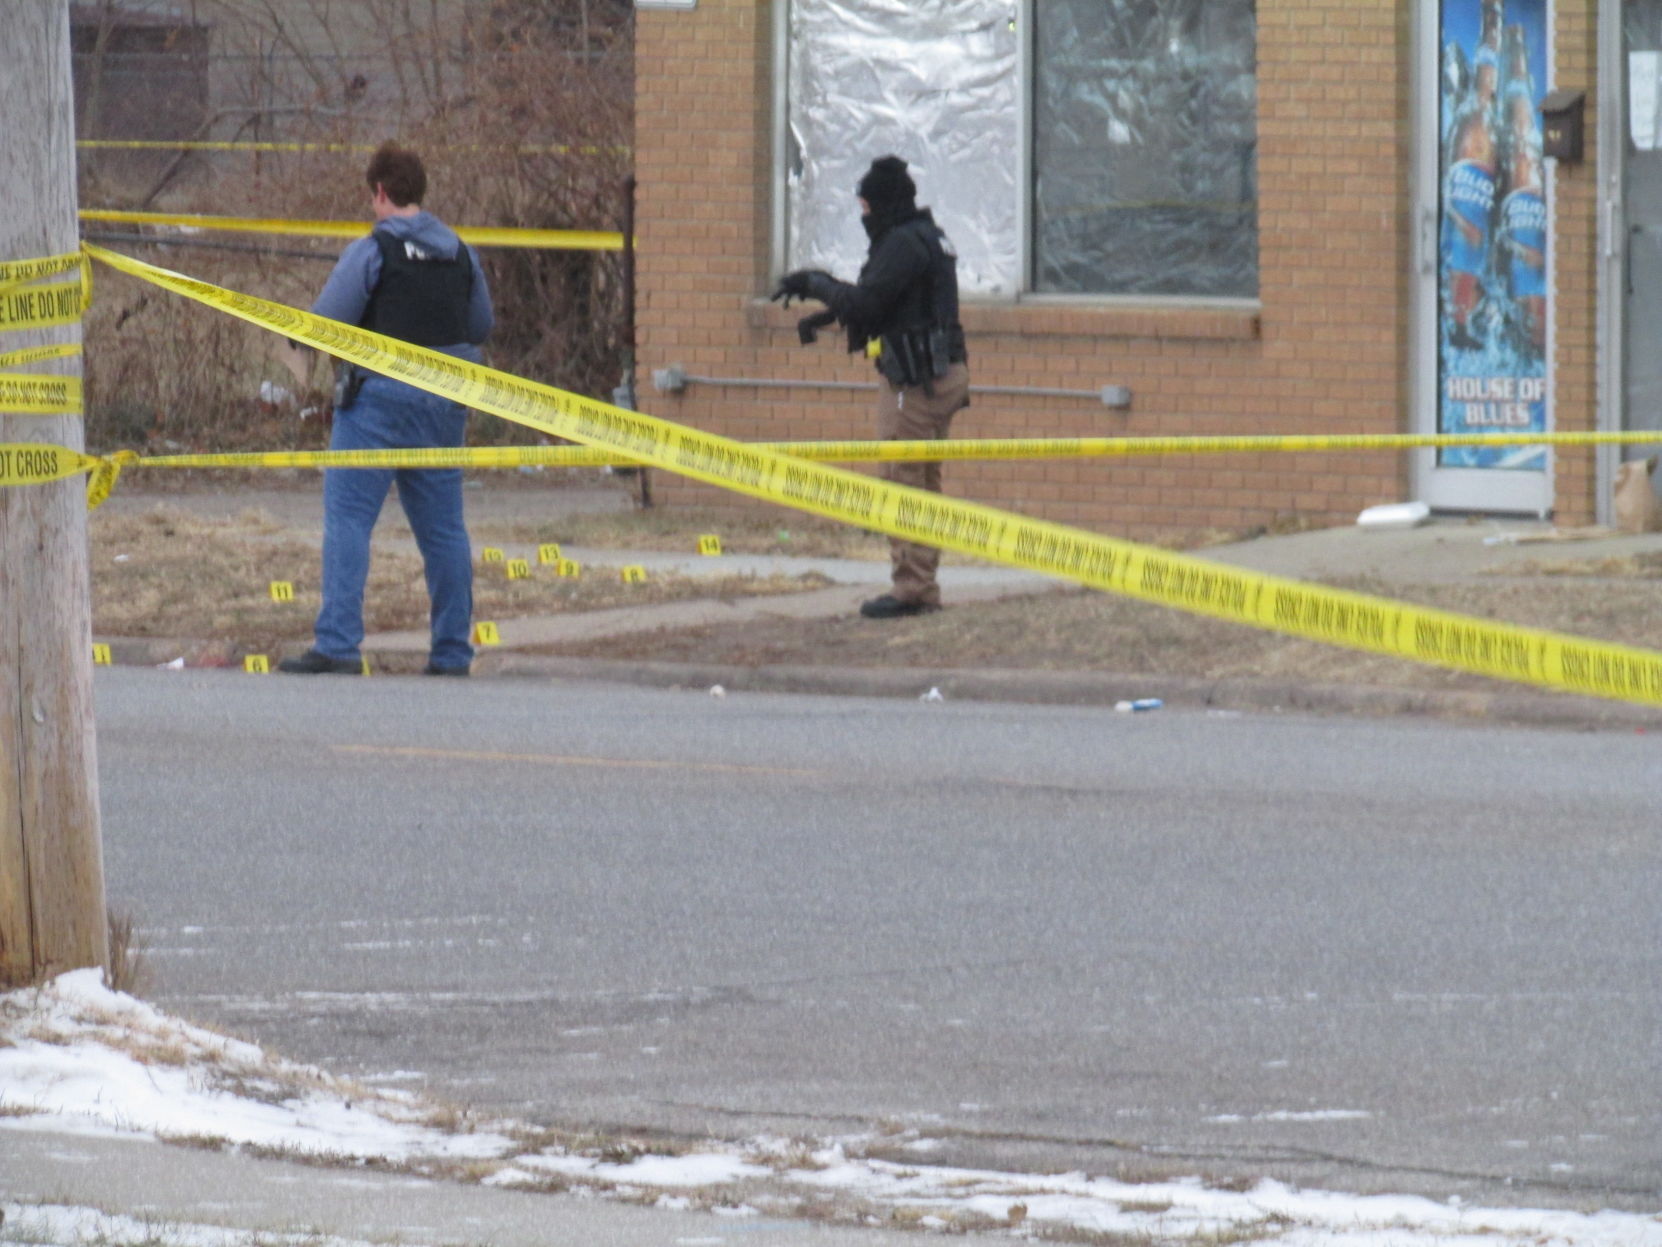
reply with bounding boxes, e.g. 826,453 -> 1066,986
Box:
783,1 -> 1023,296
1034,0 -> 1257,298
781,0 -> 1258,301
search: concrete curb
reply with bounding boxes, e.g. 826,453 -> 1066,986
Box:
478,652 -> 1662,731
94,636 -> 1662,732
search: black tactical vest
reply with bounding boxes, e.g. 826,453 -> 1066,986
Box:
360,230 -> 474,347
859,214 -> 965,363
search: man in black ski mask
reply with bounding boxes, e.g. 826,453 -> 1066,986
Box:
773,155 -> 970,618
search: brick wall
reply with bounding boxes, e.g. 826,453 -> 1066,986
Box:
634,1 -> 1574,538
1552,0 -> 1599,527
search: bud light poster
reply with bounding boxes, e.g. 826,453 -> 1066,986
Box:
1438,0 -> 1549,469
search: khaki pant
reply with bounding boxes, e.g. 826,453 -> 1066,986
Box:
875,361 -> 970,606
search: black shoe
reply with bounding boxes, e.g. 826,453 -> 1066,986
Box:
424,662 -> 470,677
859,594 -> 941,619
277,649 -> 362,675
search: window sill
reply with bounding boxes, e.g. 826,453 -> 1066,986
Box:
745,297 -> 1260,341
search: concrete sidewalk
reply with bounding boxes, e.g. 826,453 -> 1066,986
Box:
96,479 -> 1662,728
363,550 -> 1055,654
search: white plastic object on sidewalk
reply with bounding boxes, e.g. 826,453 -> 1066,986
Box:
1114,698 -> 1162,713
1355,500 -> 1431,530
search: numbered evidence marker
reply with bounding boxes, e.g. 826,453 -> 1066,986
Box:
506,558 -> 531,581
537,543 -> 562,565
480,547 -> 505,564
243,654 -> 270,674
91,643 -> 112,666
473,620 -> 501,646
620,565 -> 648,584
555,558 -> 582,578
696,534 -> 723,556
269,580 -> 295,602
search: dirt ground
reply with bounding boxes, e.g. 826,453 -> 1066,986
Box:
88,500 -> 834,656
88,479 -> 1662,701
544,572 -> 1662,697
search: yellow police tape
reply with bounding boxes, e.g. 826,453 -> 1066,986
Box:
0,443 -> 99,486
0,342 -> 82,370
128,430 -> 1662,473
0,254 -> 88,415
0,279 -> 91,334
76,140 -> 624,156
80,210 -> 624,252
0,250 -> 87,292
77,140 -> 380,153
0,375 -> 82,416
80,242 -> 1662,708
0,251 -> 92,334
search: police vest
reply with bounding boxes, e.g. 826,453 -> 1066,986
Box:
360,230 -> 474,347
861,215 -> 965,363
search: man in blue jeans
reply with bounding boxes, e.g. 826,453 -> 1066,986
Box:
280,142 -> 493,677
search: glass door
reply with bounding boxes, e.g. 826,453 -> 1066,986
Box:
1416,0 -> 1554,515
1620,2 -> 1662,451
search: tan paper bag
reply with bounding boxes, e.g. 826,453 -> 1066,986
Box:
1613,455 -> 1662,534
275,338 -> 315,392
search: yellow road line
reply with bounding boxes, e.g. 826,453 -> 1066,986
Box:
337,743 -> 824,777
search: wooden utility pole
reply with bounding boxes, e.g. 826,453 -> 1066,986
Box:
0,1 -> 108,987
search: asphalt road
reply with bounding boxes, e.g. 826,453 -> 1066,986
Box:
93,668 -> 1662,1211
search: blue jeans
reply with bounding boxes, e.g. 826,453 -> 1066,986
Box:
314,375 -> 474,670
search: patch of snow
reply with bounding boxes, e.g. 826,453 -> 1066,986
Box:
4,971 -> 1661,1247
0,1204 -> 379,1247
0,970 -> 513,1162
517,1150 -> 771,1188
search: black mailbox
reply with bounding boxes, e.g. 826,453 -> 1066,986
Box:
1540,89 -> 1585,163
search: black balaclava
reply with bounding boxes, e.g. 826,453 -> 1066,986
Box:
857,154 -> 917,242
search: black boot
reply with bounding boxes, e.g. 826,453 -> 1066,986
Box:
278,649 -> 363,675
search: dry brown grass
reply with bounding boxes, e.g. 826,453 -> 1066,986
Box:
89,504 -> 833,653
543,573 -> 1662,699
106,909 -> 150,996
475,502 -> 893,561
80,3 -> 634,458
470,500 -> 1314,563
1481,551 -> 1662,578
88,494 -> 1662,704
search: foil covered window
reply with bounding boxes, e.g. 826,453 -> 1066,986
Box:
1035,1 -> 1258,297
784,0 -> 1258,301
785,1 -> 1021,296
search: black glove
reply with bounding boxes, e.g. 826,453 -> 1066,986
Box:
796,308 -> 837,345
771,269 -> 837,308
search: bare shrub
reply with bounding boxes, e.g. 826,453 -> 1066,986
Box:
80,1 -> 634,456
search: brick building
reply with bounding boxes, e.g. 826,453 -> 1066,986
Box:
632,1 -> 1653,538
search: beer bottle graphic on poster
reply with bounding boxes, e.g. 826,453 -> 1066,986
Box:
1496,23 -> 1546,360
1441,0 -> 1503,351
